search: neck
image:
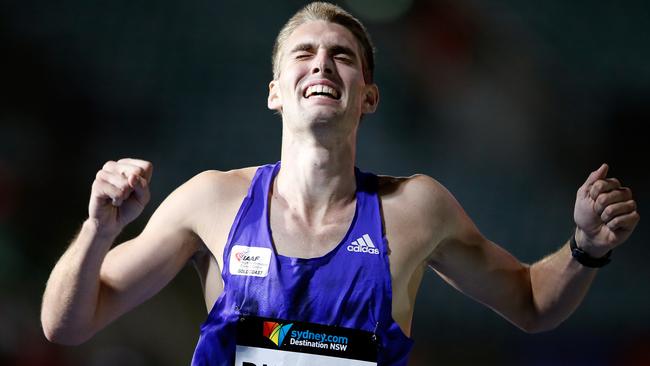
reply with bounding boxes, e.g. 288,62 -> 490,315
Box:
276,125 -> 357,220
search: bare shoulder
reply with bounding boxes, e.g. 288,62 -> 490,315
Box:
377,173 -> 457,221
180,166 -> 258,203
150,166 -> 258,237
377,174 -> 461,263
175,166 -> 259,253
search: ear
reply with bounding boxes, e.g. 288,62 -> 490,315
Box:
361,84 -> 379,114
267,80 -> 282,111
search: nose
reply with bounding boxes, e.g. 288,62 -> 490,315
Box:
311,50 -> 333,75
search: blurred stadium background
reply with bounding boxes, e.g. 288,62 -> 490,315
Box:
1,0 -> 649,365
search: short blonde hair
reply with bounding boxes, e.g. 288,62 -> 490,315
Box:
271,2 -> 375,83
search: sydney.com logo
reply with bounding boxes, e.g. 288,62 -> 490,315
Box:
263,321 -> 293,347
263,322 -> 349,351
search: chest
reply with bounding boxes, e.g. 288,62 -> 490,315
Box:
268,197 -> 357,259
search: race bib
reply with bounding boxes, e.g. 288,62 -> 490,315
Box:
234,316 -> 378,366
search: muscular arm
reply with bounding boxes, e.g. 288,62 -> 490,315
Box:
421,164 -> 638,333
41,161 -> 217,345
429,222 -> 596,333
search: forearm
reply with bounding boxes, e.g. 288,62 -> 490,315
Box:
528,240 -> 598,332
41,219 -> 118,345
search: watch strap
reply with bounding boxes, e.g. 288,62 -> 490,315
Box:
570,235 -> 612,268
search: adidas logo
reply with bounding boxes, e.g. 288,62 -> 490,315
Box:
346,234 -> 379,255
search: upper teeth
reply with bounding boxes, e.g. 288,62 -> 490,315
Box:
305,84 -> 339,99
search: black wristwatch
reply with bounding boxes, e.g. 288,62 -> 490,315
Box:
570,235 -> 612,268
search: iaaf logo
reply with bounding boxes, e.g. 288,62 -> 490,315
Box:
235,251 -> 261,262
263,321 -> 293,347
347,234 -> 379,255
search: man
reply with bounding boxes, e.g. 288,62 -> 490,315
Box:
41,2 -> 639,365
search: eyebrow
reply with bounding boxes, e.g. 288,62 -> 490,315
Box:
289,43 -> 358,58
290,43 -> 315,53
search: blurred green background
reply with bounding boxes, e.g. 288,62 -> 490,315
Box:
1,0 -> 648,365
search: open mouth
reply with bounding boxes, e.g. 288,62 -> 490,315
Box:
303,84 -> 341,100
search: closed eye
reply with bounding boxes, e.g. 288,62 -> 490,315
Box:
334,55 -> 353,64
330,45 -> 357,65
290,43 -> 316,60
294,53 -> 312,60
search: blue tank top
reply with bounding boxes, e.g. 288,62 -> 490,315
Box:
191,162 -> 413,365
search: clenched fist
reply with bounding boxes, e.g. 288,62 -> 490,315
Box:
573,164 -> 640,258
89,158 -> 153,235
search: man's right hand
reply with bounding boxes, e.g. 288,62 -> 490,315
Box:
89,158 -> 153,235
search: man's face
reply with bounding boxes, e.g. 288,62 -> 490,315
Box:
268,20 -> 378,129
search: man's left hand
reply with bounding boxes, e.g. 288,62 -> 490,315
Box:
573,163 -> 640,257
